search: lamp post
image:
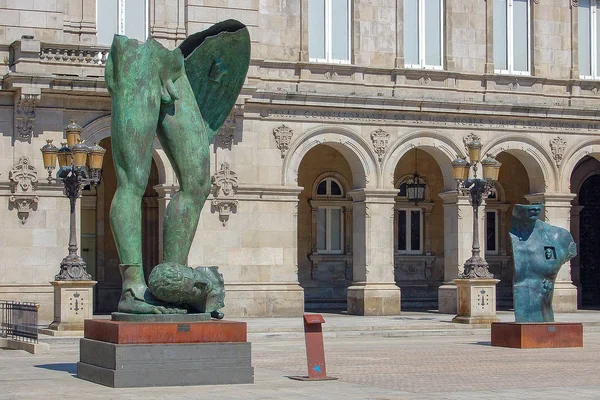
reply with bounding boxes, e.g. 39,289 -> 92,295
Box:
40,121 -> 106,281
451,141 -> 501,279
450,140 -> 502,324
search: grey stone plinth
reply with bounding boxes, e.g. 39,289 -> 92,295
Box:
77,338 -> 253,387
111,312 -> 211,322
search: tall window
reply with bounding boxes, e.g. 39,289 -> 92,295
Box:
308,0 -> 351,63
397,208 -> 423,254
97,0 -> 148,46
485,210 -> 499,255
316,178 -> 344,254
579,0 -> 600,79
494,0 -> 530,75
404,0 -> 444,69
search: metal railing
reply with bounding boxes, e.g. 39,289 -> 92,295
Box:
0,301 -> 39,343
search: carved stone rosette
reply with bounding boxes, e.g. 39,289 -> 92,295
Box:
273,124 -> 293,158
370,128 -> 389,162
8,156 -> 39,224
14,94 -> 39,142
549,137 -> 567,168
211,163 -> 239,226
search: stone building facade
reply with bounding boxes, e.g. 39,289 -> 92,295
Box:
1,0 -> 599,322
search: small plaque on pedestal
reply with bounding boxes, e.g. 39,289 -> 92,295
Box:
491,322 -> 583,348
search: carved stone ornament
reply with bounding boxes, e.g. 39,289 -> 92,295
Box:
370,128 -> 390,162
571,0 -> 579,7
216,106 -> 237,149
14,94 -> 39,142
211,163 -> 239,226
217,125 -> 235,148
212,162 -> 238,198
9,156 -> 38,193
418,76 -> 432,85
549,137 -> 567,168
8,156 -> 39,224
211,198 -> 238,227
324,70 -> 338,80
273,124 -> 294,158
9,195 -> 38,224
463,133 -> 481,151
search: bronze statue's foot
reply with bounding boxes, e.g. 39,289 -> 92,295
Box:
118,289 -> 187,314
210,310 -> 224,319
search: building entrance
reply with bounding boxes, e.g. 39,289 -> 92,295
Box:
579,174 -> 600,307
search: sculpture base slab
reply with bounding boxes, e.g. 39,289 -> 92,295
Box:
78,319 -> 253,387
84,319 -> 247,344
491,322 -> 583,348
77,339 -> 253,388
111,312 -> 210,322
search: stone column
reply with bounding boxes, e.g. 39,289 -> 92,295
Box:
438,191 -> 473,313
347,189 -> 400,316
525,192 -> 578,312
153,183 -> 178,264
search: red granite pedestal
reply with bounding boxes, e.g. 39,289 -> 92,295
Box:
491,322 -> 583,348
77,319 -> 254,387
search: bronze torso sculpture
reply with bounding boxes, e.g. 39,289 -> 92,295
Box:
105,20 -> 250,316
509,204 -> 577,322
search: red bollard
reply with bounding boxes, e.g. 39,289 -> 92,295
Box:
289,313 -> 337,381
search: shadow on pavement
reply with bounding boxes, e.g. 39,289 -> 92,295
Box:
35,363 -> 77,376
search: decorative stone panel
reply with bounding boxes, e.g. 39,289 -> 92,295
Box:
394,254 -> 436,282
14,94 -> 39,142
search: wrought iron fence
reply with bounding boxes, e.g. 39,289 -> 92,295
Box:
0,301 -> 39,343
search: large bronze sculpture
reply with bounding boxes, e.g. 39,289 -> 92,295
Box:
105,20 -> 250,316
509,204 -> 577,322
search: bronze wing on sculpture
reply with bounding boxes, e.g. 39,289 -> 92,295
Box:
179,19 -> 251,143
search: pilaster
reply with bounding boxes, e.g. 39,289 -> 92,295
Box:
347,189 -> 400,316
437,191 -> 473,313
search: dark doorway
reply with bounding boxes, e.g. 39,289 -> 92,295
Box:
81,138 -> 160,313
579,174 -> 600,306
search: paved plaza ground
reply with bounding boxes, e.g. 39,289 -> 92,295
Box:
2,311 -> 600,399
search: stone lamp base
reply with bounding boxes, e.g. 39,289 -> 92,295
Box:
44,280 -> 96,333
452,278 -> 500,324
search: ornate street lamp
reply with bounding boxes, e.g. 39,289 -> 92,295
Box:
40,121 -> 105,280
451,141 -> 501,279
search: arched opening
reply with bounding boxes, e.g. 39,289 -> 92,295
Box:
81,137 -> 160,313
491,151 -> 531,308
574,158 -> 600,307
297,144 -> 354,311
393,148 -> 444,309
